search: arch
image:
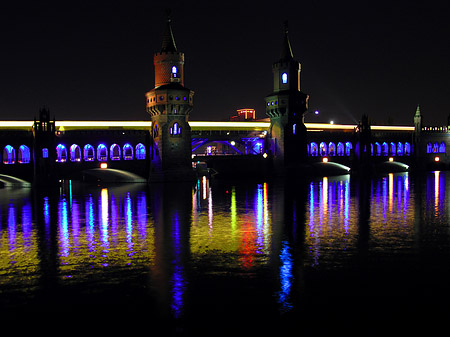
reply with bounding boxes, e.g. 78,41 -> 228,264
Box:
397,142 -> 403,156
345,142 -> 353,156
374,142 -> 381,156
319,142 -> 327,156
56,144 -> 67,163
84,144 -> 95,161
293,123 -> 296,135
337,142 -> 345,156
404,142 -> 411,156
310,142 -> 319,156
382,142 -> 389,156
170,122 -> 182,136
110,144 -> 121,161
432,142 -> 439,153
328,142 -> 336,156
70,144 -> 82,162
3,145 -> 15,164
426,142 -> 432,153
439,141 -> 446,153
389,142 -> 396,156
18,145 -> 30,164
123,143 -> 133,160
97,144 -> 108,161
135,143 -> 146,160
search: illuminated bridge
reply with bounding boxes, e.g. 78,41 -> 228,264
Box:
0,114 -> 446,186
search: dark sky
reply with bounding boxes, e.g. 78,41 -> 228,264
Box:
1,0 -> 449,125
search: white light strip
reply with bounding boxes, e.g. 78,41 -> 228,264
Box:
189,121 -> 271,128
55,121 -> 152,127
0,121 -> 34,127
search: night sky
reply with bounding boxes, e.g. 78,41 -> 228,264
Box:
1,0 -> 449,125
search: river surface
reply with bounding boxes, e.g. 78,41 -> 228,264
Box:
1,172 -> 450,335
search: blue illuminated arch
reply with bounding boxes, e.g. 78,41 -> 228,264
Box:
319,142 -> 327,156
426,142 -> 432,153
310,142 -> 318,156
18,145 -> 30,164
397,142 -> 403,156
170,122 -> 181,136
135,143 -> 146,160
3,145 -> 15,164
328,142 -> 336,156
390,142 -> 396,156
123,143 -> 133,160
432,142 -> 439,153
56,144 -> 67,163
345,142 -> 353,156
374,142 -> 381,156
439,142 -> 446,153
282,72 -> 288,84
84,144 -> 95,161
382,142 -> 389,156
70,144 -> 82,162
337,142 -> 345,156
110,144 -> 121,161
97,144 -> 108,161
404,142 -> 411,156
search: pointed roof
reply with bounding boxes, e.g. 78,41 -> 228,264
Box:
161,10 -> 177,53
415,104 -> 421,116
280,21 -> 294,60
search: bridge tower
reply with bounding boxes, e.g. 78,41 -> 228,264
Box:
32,108 -> 56,185
145,12 -> 195,181
265,22 -> 309,172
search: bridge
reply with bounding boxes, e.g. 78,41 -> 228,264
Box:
0,114 -> 445,185
0,18 -> 447,185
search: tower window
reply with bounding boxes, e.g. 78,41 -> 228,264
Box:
293,124 -> 296,135
282,72 -> 288,84
170,122 -> 182,136
172,66 -> 177,74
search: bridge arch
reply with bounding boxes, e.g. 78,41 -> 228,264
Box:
56,144 -> 67,163
18,145 -> 30,164
123,143 -> 133,160
84,144 -> 95,161
70,144 -> 82,162
3,145 -> 15,164
110,144 -> 121,161
97,144 -> 108,161
135,143 -> 146,160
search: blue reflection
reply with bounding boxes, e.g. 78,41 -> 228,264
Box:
136,191 -> 147,239
85,195 -> 95,254
58,197 -> 70,258
124,192 -> 135,258
278,241 -> 293,312
8,203 -> 16,252
22,201 -> 32,248
171,212 -> 185,318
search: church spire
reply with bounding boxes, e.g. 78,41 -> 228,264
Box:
280,20 -> 294,60
161,9 -> 177,52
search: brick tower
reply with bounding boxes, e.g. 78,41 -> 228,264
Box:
265,22 -> 309,172
145,12 -> 195,181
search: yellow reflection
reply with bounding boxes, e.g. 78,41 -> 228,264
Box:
202,176 -> 207,200
322,177 -> 328,217
388,173 -> 394,213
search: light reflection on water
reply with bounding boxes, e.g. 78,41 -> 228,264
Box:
1,172 -> 450,332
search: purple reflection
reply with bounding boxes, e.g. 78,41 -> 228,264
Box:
8,203 -> 16,254
171,212 -> 186,318
22,201 -> 32,249
278,241 -> 293,312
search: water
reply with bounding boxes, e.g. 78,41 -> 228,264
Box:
1,172 -> 450,335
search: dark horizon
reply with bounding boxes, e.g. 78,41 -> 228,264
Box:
1,1 -> 449,126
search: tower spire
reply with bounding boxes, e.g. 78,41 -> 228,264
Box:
161,9 -> 177,52
280,20 -> 294,60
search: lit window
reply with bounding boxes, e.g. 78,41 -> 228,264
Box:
374,142 -> 381,156
382,142 -> 389,156
123,143 -> 133,160
110,144 -> 121,161
42,148 -> 48,158
97,144 -> 108,161
293,124 -> 296,135
426,142 -> 432,153
170,122 -> 181,136
172,66 -> 177,74
390,142 -> 396,156
135,143 -> 146,160
18,145 -> 30,164
397,142 -> 403,156
439,142 -> 446,153
3,145 -> 15,164
282,72 -> 288,84
56,144 -> 67,163
83,144 -> 95,161
70,144 -> 82,162
432,142 -> 439,153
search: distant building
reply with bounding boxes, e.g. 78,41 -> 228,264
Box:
230,109 -> 256,121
